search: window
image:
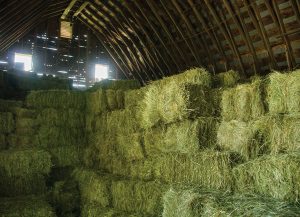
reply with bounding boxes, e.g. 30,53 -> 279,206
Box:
95,64 -> 109,81
14,53 -> 32,71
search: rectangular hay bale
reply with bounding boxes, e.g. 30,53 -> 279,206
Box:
0,112 -> 14,133
0,149 -> 52,177
267,70 -> 300,114
144,117 -> 219,155
233,152 -> 300,201
111,180 -> 165,216
154,151 -> 238,190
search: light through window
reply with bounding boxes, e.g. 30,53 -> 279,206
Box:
95,64 -> 108,81
14,53 -> 32,71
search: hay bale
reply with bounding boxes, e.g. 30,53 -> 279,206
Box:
154,67 -> 212,87
111,180 -> 165,215
0,174 -> 46,197
73,168 -> 111,207
214,70 -> 240,87
163,187 -> 300,217
267,70 -> 300,114
86,89 -> 107,114
86,114 -> 95,133
217,120 -> 268,160
106,89 -> 125,110
12,107 -> 36,118
144,117 -> 219,155
154,151 -> 239,190
0,112 -> 14,133
115,133 -> 145,161
258,114 -> 300,154
50,180 -> 80,217
0,99 -> 23,112
106,109 -> 141,136
7,134 -> 40,149
38,126 -> 85,147
37,108 -> 85,128
233,152 -> 300,201
129,159 -> 154,181
0,149 -> 51,177
48,146 -> 81,168
26,90 -> 86,109
0,134 -> 6,150
221,78 -> 265,121
91,79 -> 141,90
124,87 -> 146,109
141,83 -> 214,128
15,117 -> 37,129
0,196 -> 56,217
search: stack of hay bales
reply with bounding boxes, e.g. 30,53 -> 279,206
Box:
217,77 -> 267,160
231,70 -> 300,202
25,90 -> 86,216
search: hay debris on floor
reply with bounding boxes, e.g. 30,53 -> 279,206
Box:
111,179 -> 165,215
154,151 -> 239,190
221,78 -> 265,121
217,119 -> 268,160
0,112 -> 14,133
144,117 -> 219,155
73,168 -> 112,207
213,70 -> 240,87
233,152 -> 300,201
0,196 -> 56,217
162,187 -> 300,217
0,149 -> 51,177
26,90 -> 86,109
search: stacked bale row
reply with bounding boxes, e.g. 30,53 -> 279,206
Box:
162,69 -> 300,216
25,90 -> 87,217
0,100 -> 56,216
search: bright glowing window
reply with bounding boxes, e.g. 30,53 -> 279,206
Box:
14,53 -> 32,71
95,64 -> 108,81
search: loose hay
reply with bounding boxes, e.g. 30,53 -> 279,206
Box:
0,149 -> 51,177
0,196 -> 56,217
37,108 -> 85,128
154,151 -> 239,190
221,78 -> 265,121
0,112 -> 14,133
163,187 -> 300,217
48,146 -> 81,168
217,120 -> 268,160
144,117 -> 219,155
26,90 -> 86,109
233,152 -> 300,201
73,168 -> 111,207
214,70 -> 240,87
111,180 -> 165,215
